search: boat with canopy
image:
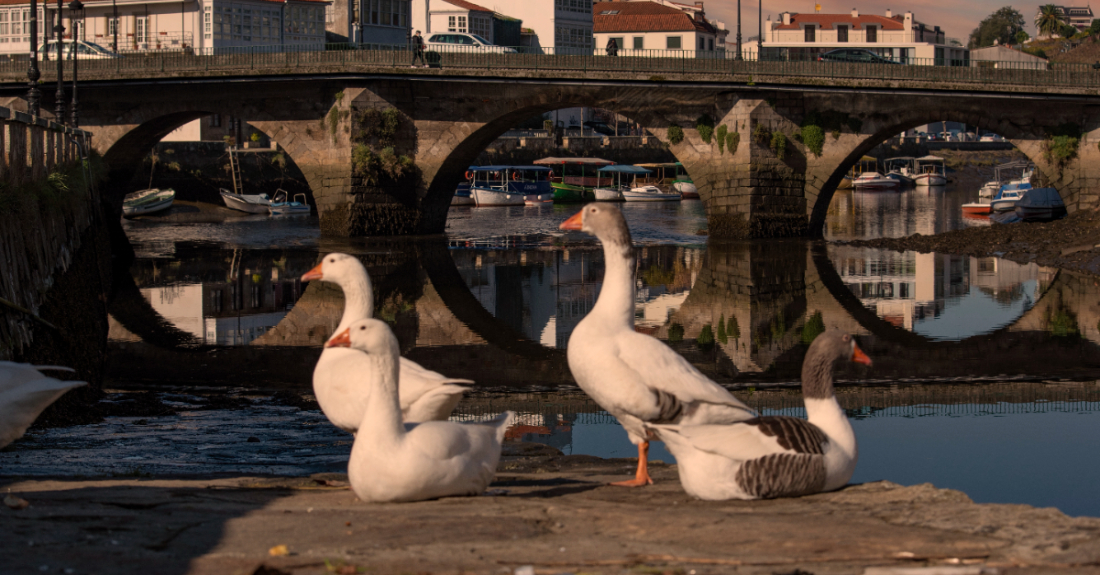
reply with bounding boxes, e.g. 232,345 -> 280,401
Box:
532,157 -> 615,202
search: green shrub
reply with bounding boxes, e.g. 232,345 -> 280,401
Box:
696,115 -> 715,144
717,314 -> 728,343
667,125 -> 685,145
727,315 -> 740,340
716,125 -> 728,153
1043,123 -> 1082,168
770,132 -> 788,160
752,123 -> 770,145
801,311 -> 825,344
727,131 -> 740,155
697,324 -> 715,349
800,125 -> 825,157
1049,309 -> 1079,338
668,323 -> 684,342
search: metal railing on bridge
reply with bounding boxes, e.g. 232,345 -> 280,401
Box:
2,43 -> 1098,89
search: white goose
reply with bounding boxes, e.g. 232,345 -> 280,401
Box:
302,253 -> 471,430
328,319 -> 514,503
559,204 -> 757,487
646,331 -> 871,500
0,362 -> 86,449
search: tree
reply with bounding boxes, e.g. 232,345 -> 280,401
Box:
968,6 -> 1027,48
1061,23 -> 1080,38
1016,29 -> 1031,44
1088,19 -> 1100,36
1035,4 -> 1066,37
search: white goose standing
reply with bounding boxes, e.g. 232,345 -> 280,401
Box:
302,253 -> 471,430
0,362 -> 86,449
559,204 -> 757,486
646,331 -> 871,500
328,319 -> 514,503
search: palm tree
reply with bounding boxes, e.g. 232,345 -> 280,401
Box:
1036,4 -> 1066,37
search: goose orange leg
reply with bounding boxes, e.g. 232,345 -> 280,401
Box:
610,441 -> 654,487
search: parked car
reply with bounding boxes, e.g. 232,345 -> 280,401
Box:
583,121 -> 615,136
37,40 -> 121,60
424,33 -> 517,54
818,48 -> 900,64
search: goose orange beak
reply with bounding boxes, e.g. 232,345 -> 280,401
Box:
559,211 -> 583,231
851,343 -> 872,366
326,328 -> 351,348
301,262 -> 324,282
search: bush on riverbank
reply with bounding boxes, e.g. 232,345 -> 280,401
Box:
0,153 -> 106,216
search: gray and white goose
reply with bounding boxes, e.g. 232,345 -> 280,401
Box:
559,204 -> 756,487
646,331 -> 871,500
302,253 -> 471,431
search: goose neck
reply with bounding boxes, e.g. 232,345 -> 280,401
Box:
590,240 -> 635,327
335,274 -> 374,333
360,353 -> 405,440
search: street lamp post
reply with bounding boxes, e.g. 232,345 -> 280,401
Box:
53,0 -> 64,124
69,0 -> 82,128
27,0 -> 40,116
736,0 -> 742,60
757,0 -> 762,60
111,0 -> 117,51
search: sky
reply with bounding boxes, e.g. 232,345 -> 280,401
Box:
702,0 -> 1087,44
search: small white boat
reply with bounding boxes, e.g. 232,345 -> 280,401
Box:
268,190 -> 311,215
852,172 -> 898,190
452,183 -> 475,206
978,181 -> 1000,199
961,201 -> 992,215
913,155 -> 947,187
220,188 -> 272,214
122,188 -> 175,217
990,183 -> 1030,213
468,166 -> 527,206
1014,188 -> 1066,221
622,185 -> 681,201
471,187 -> 524,206
592,187 -> 624,201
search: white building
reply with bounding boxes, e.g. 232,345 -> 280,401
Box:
593,0 -> 721,53
0,0 -> 328,56
410,0 -> 493,42
328,0 -> 411,46
480,0 -> 592,53
759,8 -> 968,65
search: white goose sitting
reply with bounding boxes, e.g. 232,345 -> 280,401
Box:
0,362 -> 86,449
302,253 -> 471,430
646,331 -> 871,500
559,204 -> 757,487
328,319 -> 513,503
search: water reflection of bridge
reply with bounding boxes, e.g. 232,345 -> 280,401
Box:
109,238 -> 1100,388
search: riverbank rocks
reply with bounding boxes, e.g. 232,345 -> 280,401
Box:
3,449 -> 1100,575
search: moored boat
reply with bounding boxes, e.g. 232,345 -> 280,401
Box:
533,157 -> 615,202
961,201 -> 992,215
884,157 -> 916,187
451,182 -> 475,206
123,188 -> 175,217
913,155 -> 947,187
268,190 -> 311,215
852,172 -> 898,190
220,188 -> 272,214
1014,187 -> 1066,222
595,165 -> 660,201
507,166 -> 554,205
634,162 -> 697,198
622,185 -> 680,201
468,166 -> 525,206
990,182 -> 1030,213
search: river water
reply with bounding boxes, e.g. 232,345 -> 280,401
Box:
5,185 -> 1100,517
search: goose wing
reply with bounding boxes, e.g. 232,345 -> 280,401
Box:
614,331 -> 755,420
652,416 -> 828,461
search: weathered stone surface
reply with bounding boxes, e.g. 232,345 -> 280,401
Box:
2,452 -> 1099,575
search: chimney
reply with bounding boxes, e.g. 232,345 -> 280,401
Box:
782,12 -> 791,25
885,8 -> 892,18
851,8 -> 859,18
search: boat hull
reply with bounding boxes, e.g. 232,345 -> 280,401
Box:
961,202 -> 992,215
122,189 -> 176,217
472,187 -> 525,206
220,189 -> 271,214
551,182 -> 587,203
593,187 -> 624,201
914,174 -> 947,186
524,193 -> 554,206
990,199 -> 1019,212
622,186 -> 680,202
269,205 -> 311,215
1015,206 -> 1067,221
673,181 -> 698,198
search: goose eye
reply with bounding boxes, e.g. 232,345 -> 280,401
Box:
359,326 -> 366,330
842,334 -> 851,342
329,258 -> 335,263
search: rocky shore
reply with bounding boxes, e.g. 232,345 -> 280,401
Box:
4,445 -> 1100,575
843,208 -> 1100,276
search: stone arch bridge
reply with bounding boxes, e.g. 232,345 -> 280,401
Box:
4,62 -> 1100,238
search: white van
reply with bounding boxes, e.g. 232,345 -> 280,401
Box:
424,33 -> 517,54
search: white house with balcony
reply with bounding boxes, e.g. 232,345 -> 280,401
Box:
410,0 -> 495,43
0,0 -> 328,57
759,8 -> 968,65
592,0 -> 721,54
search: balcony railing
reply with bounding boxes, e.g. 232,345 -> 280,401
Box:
0,43 -> 1093,89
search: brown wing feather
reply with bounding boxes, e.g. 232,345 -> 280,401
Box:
735,453 -> 827,499
745,416 -> 827,454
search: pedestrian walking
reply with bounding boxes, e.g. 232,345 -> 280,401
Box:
412,30 -> 427,67
605,37 -> 619,57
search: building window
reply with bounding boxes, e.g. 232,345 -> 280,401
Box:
555,24 -> 592,51
708,38 -> 713,50
134,15 -> 147,44
804,25 -> 815,42
633,36 -> 643,49
107,16 -> 119,41
203,6 -> 211,39
448,14 -> 467,32
698,37 -> 703,49
866,25 -> 877,42
837,25 -> 848,42
209,114 -> 221,127
611,37 -> 623,49
666,35 -> 680,49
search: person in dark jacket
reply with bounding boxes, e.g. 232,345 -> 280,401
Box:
605,37 -> 619,56
412,30 -> 427,67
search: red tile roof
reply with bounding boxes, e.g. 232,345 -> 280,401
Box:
440,0 -> 492,13
593,1 -> 715,34
776,13 -> 904,31
0,0 -> 328,5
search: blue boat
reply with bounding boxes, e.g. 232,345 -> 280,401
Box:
990,181 -> 1032,213
468,166 -> 553,206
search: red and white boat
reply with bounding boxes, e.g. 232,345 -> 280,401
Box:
961,201 -> 992,215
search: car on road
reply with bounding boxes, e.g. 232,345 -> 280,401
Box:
37,40 -> 121,60
818,48 -> 900,64
424,33 -> 517,54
